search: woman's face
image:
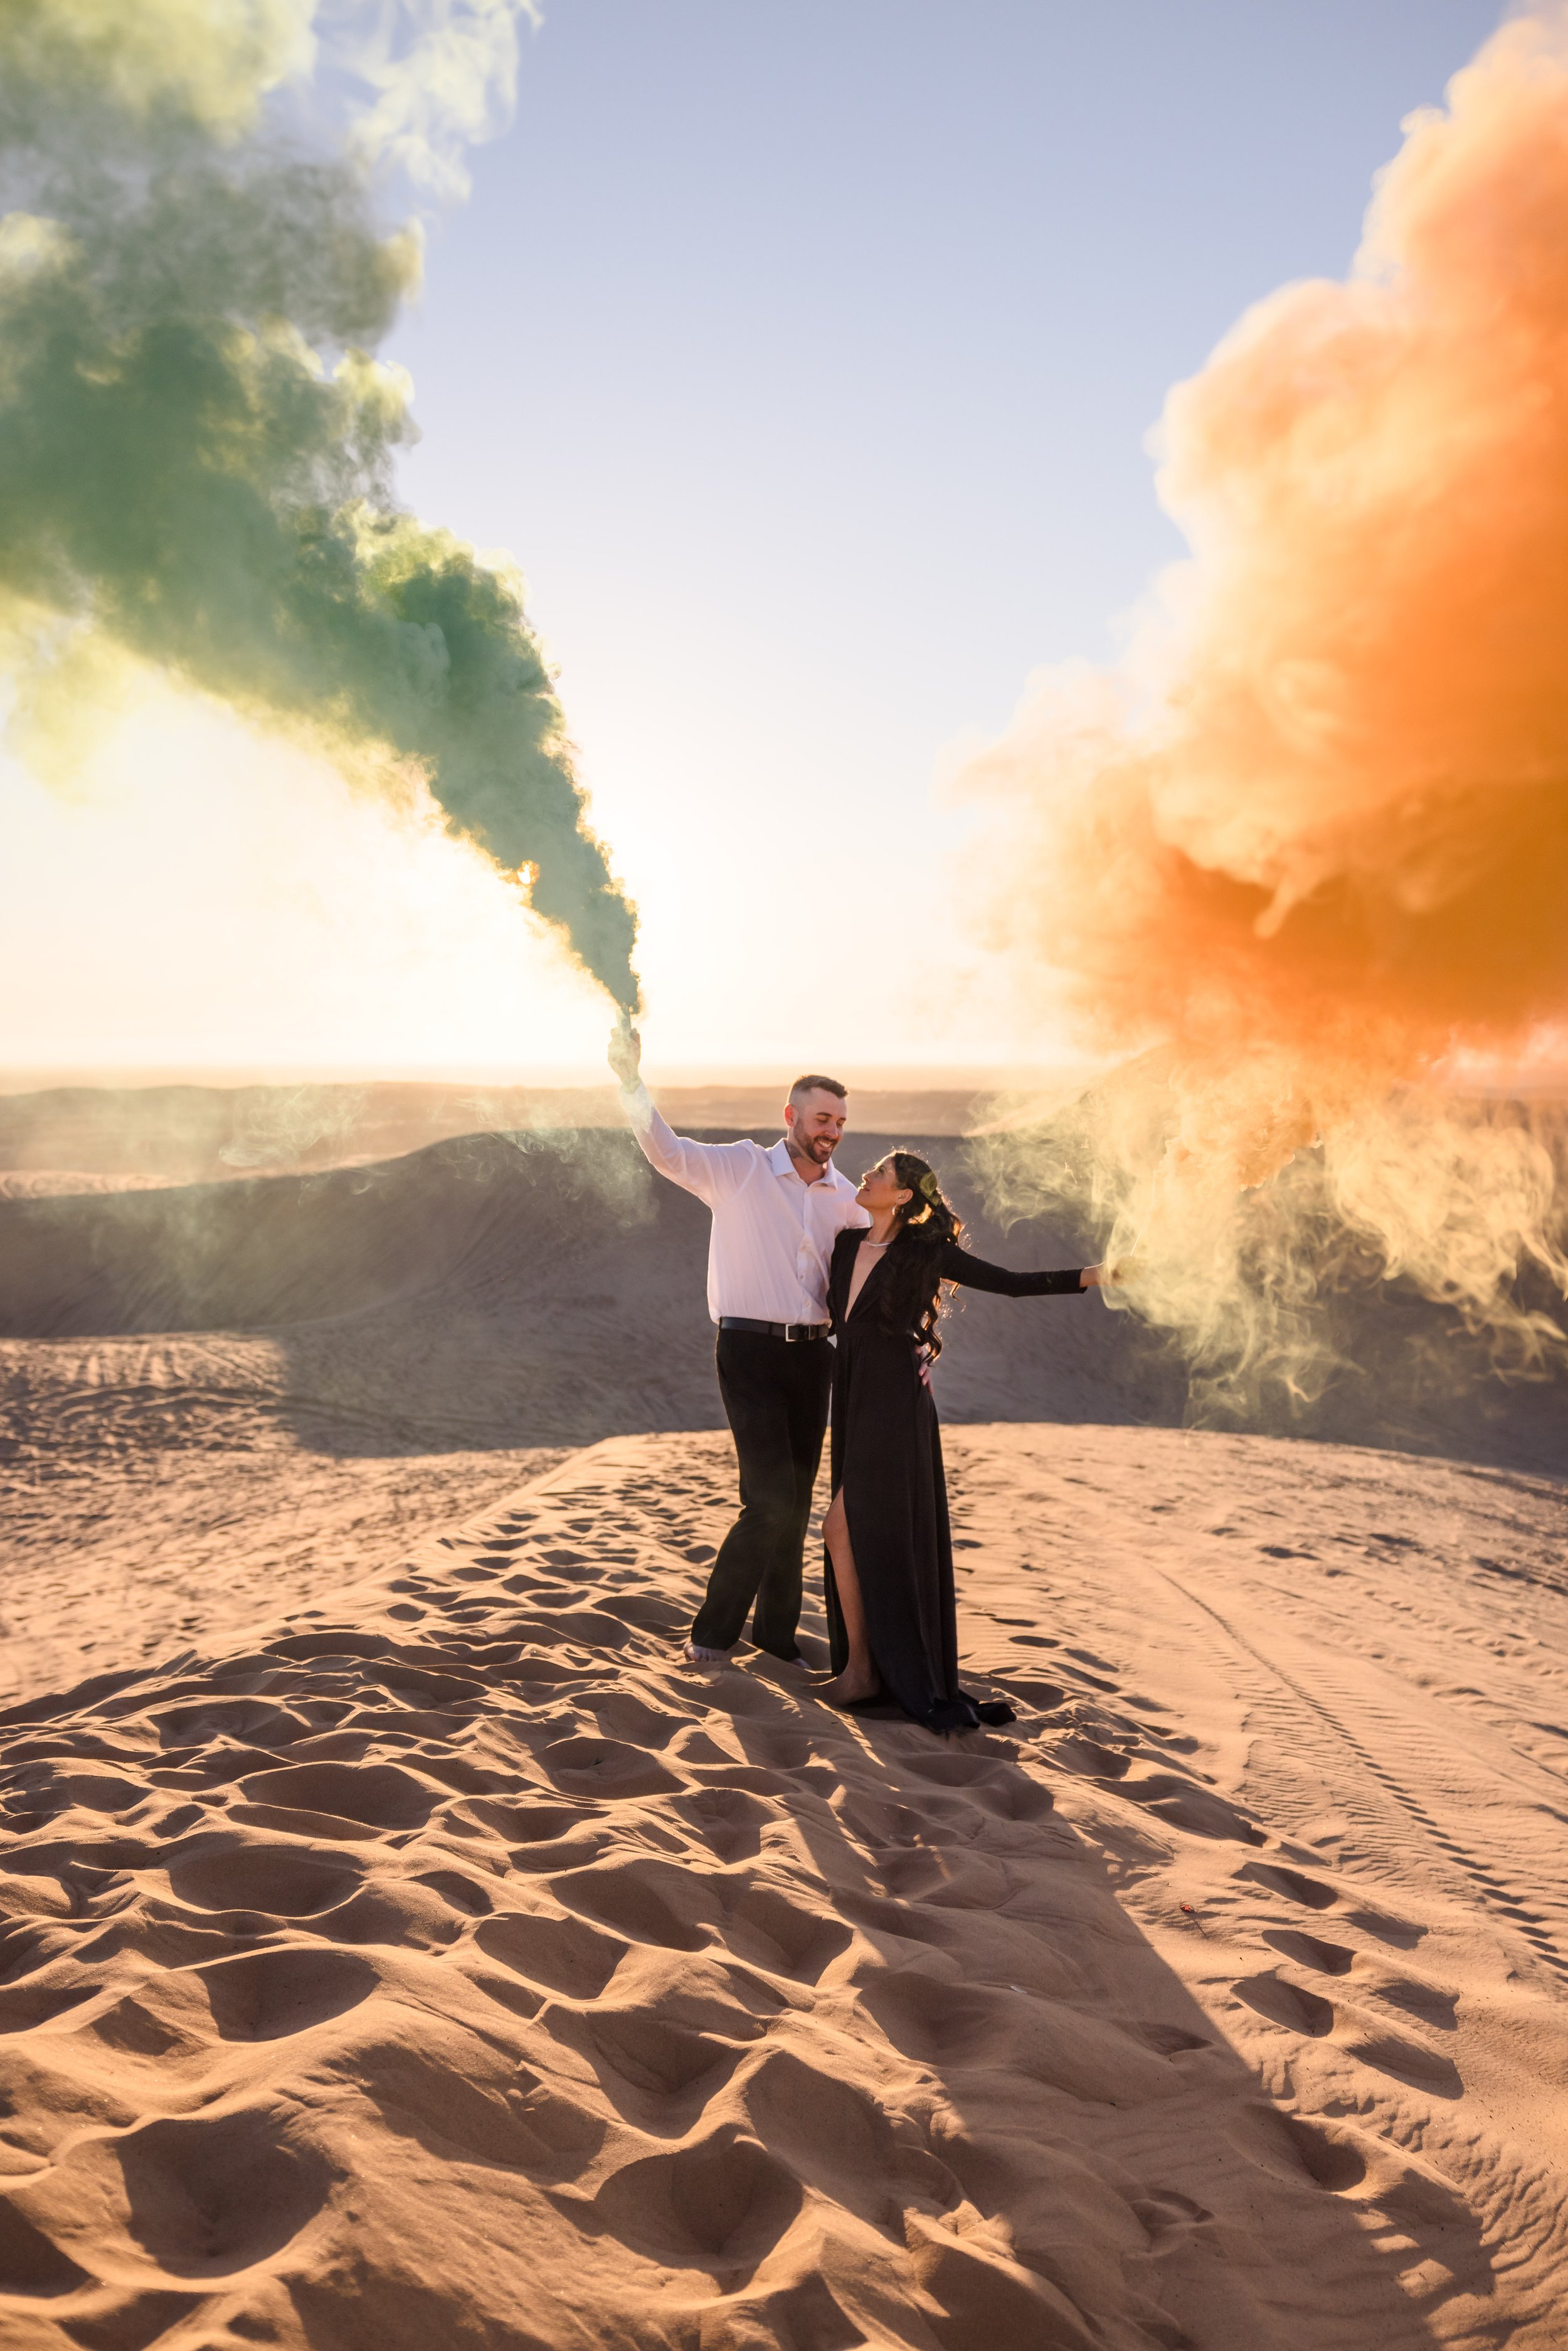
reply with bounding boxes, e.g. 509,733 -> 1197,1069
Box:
856,1157 -> 914,1213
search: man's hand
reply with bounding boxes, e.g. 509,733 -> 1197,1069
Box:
607,1018 -> 642,1091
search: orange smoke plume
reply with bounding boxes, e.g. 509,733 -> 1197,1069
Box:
965,13 -> 1568,1401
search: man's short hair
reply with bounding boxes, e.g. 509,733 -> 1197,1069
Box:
790,1073 -> 847,1103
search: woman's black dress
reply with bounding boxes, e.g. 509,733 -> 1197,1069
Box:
825,1226 -> 1085,1734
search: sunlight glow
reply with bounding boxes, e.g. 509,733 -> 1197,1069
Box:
0,679 -> 613,1073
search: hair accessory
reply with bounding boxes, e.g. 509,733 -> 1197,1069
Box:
918,1170 -> 941,1202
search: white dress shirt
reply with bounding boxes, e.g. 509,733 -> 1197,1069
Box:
622,1082 -> 868,1324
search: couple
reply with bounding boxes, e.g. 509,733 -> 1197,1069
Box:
610,1030 -> 1111,1736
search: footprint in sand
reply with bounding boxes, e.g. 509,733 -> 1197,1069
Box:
1234,1859 -> 1340,1911
1342,1904 -> 1428,1949
167,1842 -> 363,1919
1372,1975 -> 1459,2030
739,2052 -> 901,2225
473,1909 -> 628,1999
1343,2031 -> 1464,2099
413,1868 -> 494,1918
546,2001 -> 748,2119
462,1797 -> 603,1848
550,1857 -> 715,1954
196,1946 -> 378,2041
1054,1736 -> 1132,1780
1004,1677 -> 1067,1711
236,1758 -> 442,1824
1114,1774 -> 1265,1845
66,2107 -> 329,2278
670,1786 -> 771,1864
1260,1928 -> 1356,1976
1227,2103 -> 1369,2193
1131,2188 -> 1215,2254
726,1885 -> 852,1982
1231,1971 -> 1336,2037
1131,2020 -> 1215,2056
536,1736 -> 684,1800
591,2131 -> 803,2273
78,1987 -> 210,2069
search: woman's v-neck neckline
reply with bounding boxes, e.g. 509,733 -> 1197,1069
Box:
846,1232 -> 894,1319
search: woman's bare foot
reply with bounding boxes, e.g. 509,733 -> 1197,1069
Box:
817,1667 -> 882,1709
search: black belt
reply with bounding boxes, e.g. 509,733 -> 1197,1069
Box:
719,1317 -> 829,1342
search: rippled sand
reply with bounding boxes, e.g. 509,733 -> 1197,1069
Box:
2,1426 -> 1565,2347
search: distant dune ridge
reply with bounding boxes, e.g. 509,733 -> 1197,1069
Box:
0,1079 -> 998,1180
1,1091 -> 1562,1465
2,1088 -> 1567,2345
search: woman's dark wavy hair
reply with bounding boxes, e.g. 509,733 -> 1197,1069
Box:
873,1150 -> 964,1362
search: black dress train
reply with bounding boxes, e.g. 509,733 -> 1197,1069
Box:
825,1225 -> 1085,1734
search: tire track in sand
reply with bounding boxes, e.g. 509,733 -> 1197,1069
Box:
1150,1567 -> 1568,1990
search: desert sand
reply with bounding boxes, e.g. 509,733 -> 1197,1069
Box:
2,1092 -> 1567,2346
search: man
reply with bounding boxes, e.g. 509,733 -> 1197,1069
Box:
608,1024 -> 867,1668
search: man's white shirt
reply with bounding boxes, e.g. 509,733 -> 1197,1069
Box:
620,1082 -> 869,1324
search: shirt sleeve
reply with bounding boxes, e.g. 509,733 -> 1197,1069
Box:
620,1083 -> 759,1205
933,1239 -> 1085,1297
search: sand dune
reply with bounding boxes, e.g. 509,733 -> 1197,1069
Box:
4,1126 -> 1562,1461
3,1098 -> 1567,2341
2,1121 -> 1563,1709
2,1427 -> 1565,2348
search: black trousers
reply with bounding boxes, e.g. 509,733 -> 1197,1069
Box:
690,1329 -> 834,1658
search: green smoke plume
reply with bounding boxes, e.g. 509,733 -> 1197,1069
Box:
0,0 -> 641,1012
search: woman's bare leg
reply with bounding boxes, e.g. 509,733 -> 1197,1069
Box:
818,1490 -> 881,1706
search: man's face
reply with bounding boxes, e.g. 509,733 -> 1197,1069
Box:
785,1088 -> 847,1164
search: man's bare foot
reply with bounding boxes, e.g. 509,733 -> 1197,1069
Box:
817,1668 -> 882,1709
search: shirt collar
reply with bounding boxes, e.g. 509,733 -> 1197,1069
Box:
769,1136 -> 853,1192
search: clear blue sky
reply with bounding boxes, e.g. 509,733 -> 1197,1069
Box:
374,1 -> 1504,1069
397,1 -> 1498,721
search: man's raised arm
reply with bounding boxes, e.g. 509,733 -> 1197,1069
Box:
608,1022 -> 756,1205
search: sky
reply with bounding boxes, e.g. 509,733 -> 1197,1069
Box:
1,0 -> 1505,1078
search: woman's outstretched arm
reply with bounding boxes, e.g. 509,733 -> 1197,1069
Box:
931,1241 -> 1110,1297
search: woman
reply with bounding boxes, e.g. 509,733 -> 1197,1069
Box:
818,1152 -> 1111,1734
